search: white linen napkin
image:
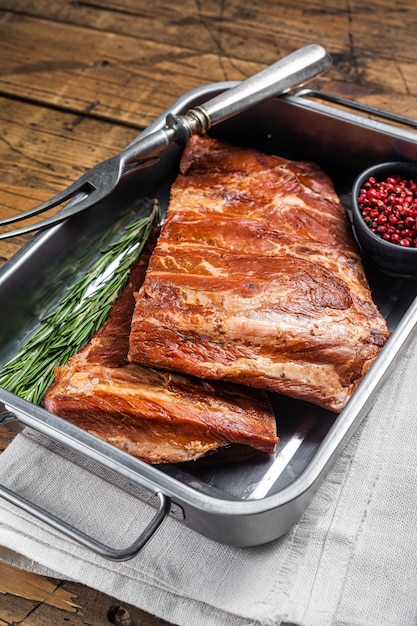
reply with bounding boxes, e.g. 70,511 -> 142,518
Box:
1,330 -> 417,626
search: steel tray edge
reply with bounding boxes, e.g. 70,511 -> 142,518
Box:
0,83 -> 417,553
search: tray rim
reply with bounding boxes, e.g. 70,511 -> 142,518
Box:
1,83 -> 417,523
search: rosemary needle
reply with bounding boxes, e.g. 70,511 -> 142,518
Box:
0,201 -> 161,405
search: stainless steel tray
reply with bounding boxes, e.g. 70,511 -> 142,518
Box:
1,84 -> 417,560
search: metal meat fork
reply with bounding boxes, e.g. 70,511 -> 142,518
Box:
0,44 -> 331,240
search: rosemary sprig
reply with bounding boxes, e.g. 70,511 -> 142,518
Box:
0,201 -> 160,405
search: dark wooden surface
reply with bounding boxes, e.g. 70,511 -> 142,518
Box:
1,1 -> 417,623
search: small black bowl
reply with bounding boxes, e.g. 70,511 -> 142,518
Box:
351,161 -> 417,278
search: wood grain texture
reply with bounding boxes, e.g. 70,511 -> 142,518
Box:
0,563 -> 171,625
1,1 -> 417,123
1,1 -> 417,624
0,563 -> 81,611
0,427 -> 16,452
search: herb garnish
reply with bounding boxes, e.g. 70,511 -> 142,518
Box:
0,201 -> 160,405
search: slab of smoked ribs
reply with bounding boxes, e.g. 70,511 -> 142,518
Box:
128,135 -> 389,412
43,236 -> 278,464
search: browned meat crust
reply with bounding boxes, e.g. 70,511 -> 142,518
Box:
128,136 -> 389,412
43,234 -> 278,463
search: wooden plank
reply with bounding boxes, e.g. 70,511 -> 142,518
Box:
0,13 -> 265,127
0,563 -> 80,612
0,96 -> 139,198
3,0 -> 417,79
4,0 -> 417,64
0,95 -> 140,255
0,4 -> 416,129
0,427 -> 16,453
0,563 -> 171,625
2,0 -> 352,64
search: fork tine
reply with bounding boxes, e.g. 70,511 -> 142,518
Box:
0,191 -> 94,240
0,142 -> 163,238
0,174 -> 92,226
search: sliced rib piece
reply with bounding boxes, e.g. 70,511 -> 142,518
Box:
128,136 -> 389,412
43,237 -> 278,464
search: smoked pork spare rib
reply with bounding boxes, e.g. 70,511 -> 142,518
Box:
44,134 -> 389,465
43,237 -> 278,464
128,135 -> 389,412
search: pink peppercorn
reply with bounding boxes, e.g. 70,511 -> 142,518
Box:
358,174 -> 417,247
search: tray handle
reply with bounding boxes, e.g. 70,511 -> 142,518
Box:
0,483 -> 169,561
295,88 -> 417,131
0,410 -> 171,562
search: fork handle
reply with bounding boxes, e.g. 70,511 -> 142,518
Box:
124,45 -> 331,163
0,45 -> 331,239
169,44 -> 331,140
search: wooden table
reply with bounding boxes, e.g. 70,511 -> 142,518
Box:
0,1 -> 416,624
